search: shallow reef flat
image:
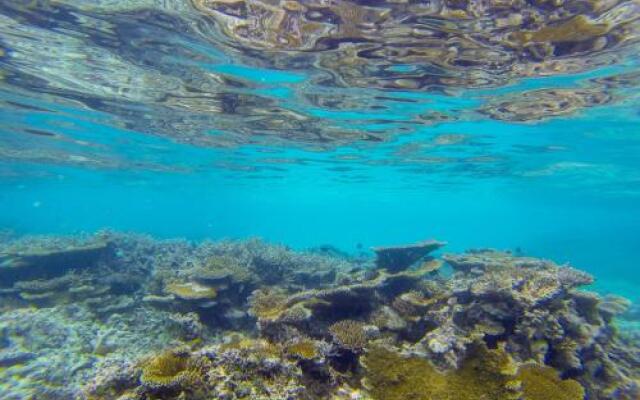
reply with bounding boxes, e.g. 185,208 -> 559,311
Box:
0,232 -> 638,400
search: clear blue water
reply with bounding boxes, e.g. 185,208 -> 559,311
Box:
0,4 -> 640,294
2,3 -> 640,399
1,3 -> 639,293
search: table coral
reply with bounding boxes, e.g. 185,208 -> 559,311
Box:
372,239 -> 446,272
164,281 -> 218,301
0,233 -> 636,400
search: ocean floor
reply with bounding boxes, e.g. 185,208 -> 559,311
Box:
0,231 -> 638,400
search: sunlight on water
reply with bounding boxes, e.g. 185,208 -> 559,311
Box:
0,1 -> 639,399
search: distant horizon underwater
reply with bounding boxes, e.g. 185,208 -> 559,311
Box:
1,1 -> 640,399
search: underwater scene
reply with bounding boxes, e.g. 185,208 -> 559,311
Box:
1,1 -> 640,399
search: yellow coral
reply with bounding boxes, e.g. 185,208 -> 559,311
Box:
329,320 -> 369,351
139,352 -> 192,388
517,364 -> 585,400
362,344 -> 584,400
418,259 -> 444,274
165,281 -> 217,300
392,290 -> 439,317
248,288 -> 289,320
219,335 -> 281,358
363,345 -> 512,400
285,339 -> 319,360
197,255 -> 253,284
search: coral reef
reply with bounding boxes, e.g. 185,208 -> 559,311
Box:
517,363 -> 585,400
0,234 -> 113,287
362,344 -> 514,400
329,320 -> 371,353
372,239 -> 446,272
0,233 -> 638,399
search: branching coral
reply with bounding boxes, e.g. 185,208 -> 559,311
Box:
362,344 -> 584,400
199,238 -> 345,288
329,320 -> 370,352
362,344 -> 517,400
194,255 -> 254,285
248,288 -> 289,320
284,338 -> 320,360
516,364 -> 585,400
1,234 -> 637,400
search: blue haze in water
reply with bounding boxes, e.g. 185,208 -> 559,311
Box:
1,2 -> 640,399
0,2 -> 639,293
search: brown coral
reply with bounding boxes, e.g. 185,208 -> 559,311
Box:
516,364 -> 585,400
139,351 -> 205,390
362,344 -> 518,400
373,239 -> 446,272
248,288 -> 289,320
285,338 -> 320,360
164,281 -> 217,301
329,320 -> 370,352
362,344 -> 585,400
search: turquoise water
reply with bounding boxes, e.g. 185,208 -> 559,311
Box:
1,1 -> 639,294
0,2 -> 640,399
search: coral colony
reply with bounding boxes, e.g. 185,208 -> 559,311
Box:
0,232 -> 638,399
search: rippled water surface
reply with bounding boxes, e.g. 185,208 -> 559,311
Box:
0,1 -> 639,285
1,2 -> 640,400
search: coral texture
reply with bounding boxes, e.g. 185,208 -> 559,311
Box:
0,233 -> 637,399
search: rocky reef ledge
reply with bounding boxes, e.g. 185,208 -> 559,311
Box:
0,232 -> 638,400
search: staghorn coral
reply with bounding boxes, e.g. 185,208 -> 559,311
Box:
248,288 -> 290,320
598,295 -> 632,321
0,304 -> 184,399
284,338 -> 321,360
362,344 -> 518,400
417,249 -> 637,398
196,238 -> 346,288
516,364 -> 585,400
362,343 -> 585,400
329,320 -> 370,352
0,232 -> 637,399
192,255 -> 255,286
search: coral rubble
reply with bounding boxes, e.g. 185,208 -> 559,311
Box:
0,233 -> 638,399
